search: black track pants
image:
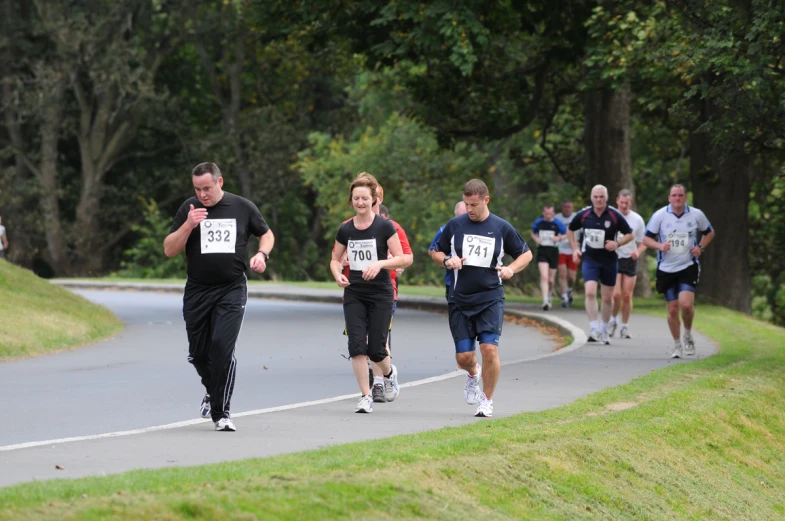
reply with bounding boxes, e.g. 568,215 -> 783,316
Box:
183,278 -> 247,422
343,289 -> 393,363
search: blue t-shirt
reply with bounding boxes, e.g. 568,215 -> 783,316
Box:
568,206 -> 632,264
429,225 -> 452,287
531,217 -> 567,251
436,213 -> 529,307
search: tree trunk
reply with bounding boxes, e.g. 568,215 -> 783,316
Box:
634,253 -> 652,297
36,83 -> 72,275
584,85 -> 633,200
689,102 -> 752,313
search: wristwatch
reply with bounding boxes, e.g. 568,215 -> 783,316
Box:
258,250 -> 270,261
699,246 -> 706,253
443,255 -> 452,267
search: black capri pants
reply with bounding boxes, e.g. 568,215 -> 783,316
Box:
343,288 -> 394,363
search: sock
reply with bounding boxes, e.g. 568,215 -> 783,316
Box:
674,339 -> 682,346
373,376 -> 383,386
589,320 -> 598,330
609,317 -> 617,325
568,287 -> 573,295
600,321 -> 608,334
621,323 -> 628,328
684,328 -> 692,337
384,369 -> 393,379
562,293 -> 568,300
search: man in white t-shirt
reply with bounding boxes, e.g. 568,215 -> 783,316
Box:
0,216 -> 8,259
643,184 -> 715,358
608,190 -> 647,339
554,200 -> 579,307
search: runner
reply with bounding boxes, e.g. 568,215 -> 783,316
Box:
369,182 -> 413,403
567,185 -> 634,344
530,204 -> 567,310
555,200 -> 579,307
642,184 -> 714,358
164,162 -> 275,432
432,179 -> 532,418
608,189 -> 647,339
330,173 -> 407,413
428,201 -> 467,300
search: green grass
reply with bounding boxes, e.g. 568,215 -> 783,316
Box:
0,261 -> 124,360
1,304 -> 783,520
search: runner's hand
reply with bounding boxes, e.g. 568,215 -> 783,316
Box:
362,262 -> 383,280
395,268 -> 405,276
605,240 -> 618,251
335,274 -> 350,288
572,251 -> 581,264
445,257 -> 467,270
187,204 -> 208,229
631,250 -> 639,260
496,266 -> 514,280
249,253 -> 267,273
690,245 -> 702,257
659,242 -> 671,253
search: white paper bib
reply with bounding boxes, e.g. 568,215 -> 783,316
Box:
584,229 -> 605,249
347,239 -> 379,270
462,234 -> 496,267
667,232 -> 690,254
200,219 -> 237,254
539,230 -> 555,247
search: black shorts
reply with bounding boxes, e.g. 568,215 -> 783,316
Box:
618,257 -> 638,277
536,247 -> 559,269
342,290 -> 394,363
448,300 -> 504,353
656,263 -> 700,299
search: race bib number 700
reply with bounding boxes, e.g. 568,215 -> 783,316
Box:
347,239 -> 379,271
462,234 -> 496,268
200,219 -> 237,254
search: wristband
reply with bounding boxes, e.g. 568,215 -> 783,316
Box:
258,250 -> 269,261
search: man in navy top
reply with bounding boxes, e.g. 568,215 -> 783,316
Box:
432,179 -> 532,418
428,201 -> 467,300
567,185 -> 634,344
531,204 -> 567,310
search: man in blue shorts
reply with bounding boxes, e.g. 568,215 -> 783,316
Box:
432,179 -> 532,418
531,204 -> 567,310
643,184 -> 714,358
567,185 -> 634,344
428,201 -> 467,300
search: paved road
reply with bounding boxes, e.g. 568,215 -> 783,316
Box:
0,290 -> 553,447
0,285 -> 717,488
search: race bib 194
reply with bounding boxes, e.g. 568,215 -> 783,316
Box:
200,219 -> 237,254
667,232 -> 690,254
347,239 -> 378,271
462,234 -> 496,268
584,229 -> 605,249
539,230 -> 556,247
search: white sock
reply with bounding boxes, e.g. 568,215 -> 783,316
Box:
685,329 -> 692,337
621,323 -> 628,328
600,321 -> 608,334
373,376 -> 383,385
609,317 -> 617,325
562,293 -> 568,300
674,339 -> 682,346
589,320 -> 598,330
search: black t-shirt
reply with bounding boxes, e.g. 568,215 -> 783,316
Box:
169,192 -> 270,286
335,214 -> 397,296
568,205 -> 632,264
436,213 -> 529,307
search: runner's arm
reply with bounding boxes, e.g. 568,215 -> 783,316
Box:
330,241 -> 348,280
507,250 -> 533,274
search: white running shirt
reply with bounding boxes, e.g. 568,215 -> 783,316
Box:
554,212 -> 576,254
645,204 -> 712,273
616,210 -> 646,259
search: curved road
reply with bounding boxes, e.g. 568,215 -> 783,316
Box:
0,290 -> 553,447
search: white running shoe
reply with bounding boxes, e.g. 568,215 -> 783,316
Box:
215,417 -> 236,431
619,326 -> 631,339
542,301 -> 551,311
355,394 -> 373,413
683,334 -> 696,356
199,393 -> 211,419
600,332 -> 611,345
474,393 -> 493,418
670,342 -> 683,359
371,383 -> 385,403
608,321 -> 617,338
588,328 -> 600,342
383,364 -> 400,402
464,373 -> 481,405
561,296 -> 569,308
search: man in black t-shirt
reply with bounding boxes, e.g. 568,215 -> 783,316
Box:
164,162 -> 275,432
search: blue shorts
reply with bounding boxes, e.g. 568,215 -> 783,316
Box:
582,257 -> 618,287
448,300 -> 503,353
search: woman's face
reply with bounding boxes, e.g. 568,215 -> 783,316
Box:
352,186 -> 373,215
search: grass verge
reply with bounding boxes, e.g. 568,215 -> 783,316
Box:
0,261 -> 123,361
0,305 -> 783,520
